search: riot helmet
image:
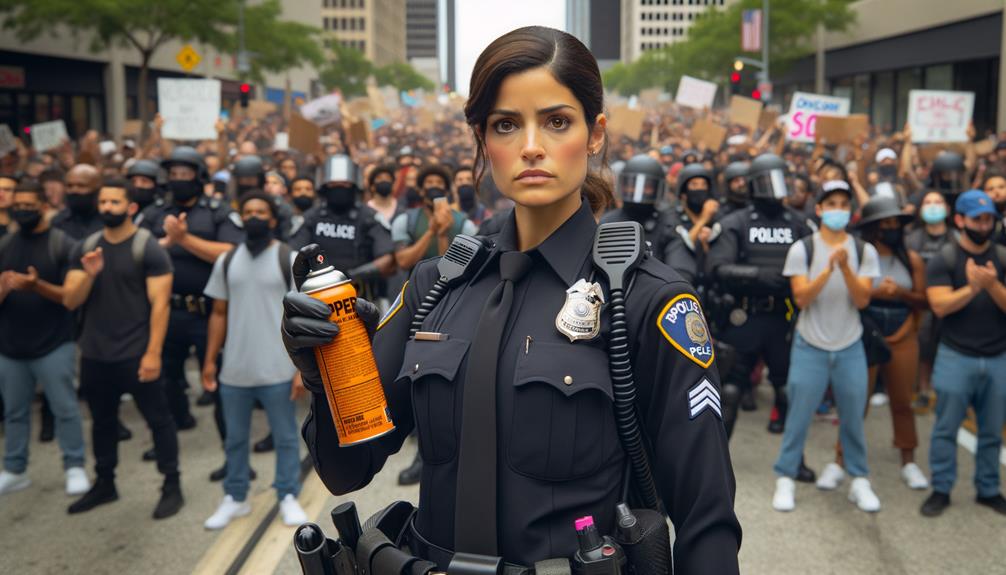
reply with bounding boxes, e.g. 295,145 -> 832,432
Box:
748,153 -> 789,202
319,155 -> 360,213
931,151 -> 966,197
616,154 -> 665,209
161,146 -> 206,203
723,161 -> 749,205
233,155 -> 265,196
676,163 -> 713,215
161,146 -> 207,182
126,159 -> 160,183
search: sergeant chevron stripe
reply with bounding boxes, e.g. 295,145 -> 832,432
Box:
688,378 -> 722,420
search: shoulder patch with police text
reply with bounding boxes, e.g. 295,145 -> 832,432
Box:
656,293 -> 715,369
377,280 -> 408,331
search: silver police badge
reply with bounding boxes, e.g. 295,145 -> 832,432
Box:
555,279 -> 605,342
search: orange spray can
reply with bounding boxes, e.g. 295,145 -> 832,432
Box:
300,250 -> 395,446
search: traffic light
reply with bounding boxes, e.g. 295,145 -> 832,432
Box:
751,89 -> 762,100
240,83 -> 251,108
730,72 -> 741,84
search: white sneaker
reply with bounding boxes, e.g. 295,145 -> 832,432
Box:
901,463 -> 930,490
204,495 -> 252,530
848,477 -> 881,512
816,462 -> 846,491
772,476 -> 796,512
65,467 -> 91,496
280,494 -> 308,526
0,470 -> 30,495
870,393 -> 889,407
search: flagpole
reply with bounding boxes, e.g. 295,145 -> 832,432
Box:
762,0 -> 770,102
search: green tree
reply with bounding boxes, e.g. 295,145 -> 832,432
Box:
242,0 -> 324,85
0,0 -> 239,135
319,42 -> 373,98
374,61 -> 435,92
605,0 -> 856,95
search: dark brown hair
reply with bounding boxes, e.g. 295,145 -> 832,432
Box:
464,26 -> 612,215
417,164 -> 454,191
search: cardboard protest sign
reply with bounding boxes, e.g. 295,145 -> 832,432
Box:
346,118 -> 370,149
346,97 -> 372,119
288,113 -> 321,155
122,120 -> 144,137
157,79 -> 220,141
908,90 -> 974,143
30,120 -> 69,152
416,109 -> 436,131
300,94 -> 343,126
367,86 -> 388,118
246,100 -> 277,120
639,88 -> 662,107
606,106 -> 646,140
0,124 -> 16,156
274,132 -> 289,152
786,91 -> 850,143
675,75 -> 718,110
691,118 -> 727,151
758,108 -> 780,131
813,115 -> 867,144
729,95 -> 763,132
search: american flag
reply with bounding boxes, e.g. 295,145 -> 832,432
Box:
741,9 -> 762,52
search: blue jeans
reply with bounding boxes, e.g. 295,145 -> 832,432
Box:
774,333 -> 870,478
929,344 -> 1006,498
0,343 -> 85,473
219,381 -> 301,502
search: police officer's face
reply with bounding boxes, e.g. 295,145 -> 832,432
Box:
687,178 -> 709,193
482,67 -> 605,210
728,177 -> 745,193
130,175 -> 156,191
169,165 -> 197,182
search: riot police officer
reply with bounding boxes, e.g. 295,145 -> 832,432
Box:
931,151 -> 967,209
289,155 -> 395,303
600,154 -> 677,261
140,147 -> 244,477
126,159 -> 163,221
665,163 -> 719,286
232,155 -> 293,241
719,161 -> 750,217
708,154 -> 816,482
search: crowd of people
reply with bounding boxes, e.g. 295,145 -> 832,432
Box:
0,92 -> 1004,534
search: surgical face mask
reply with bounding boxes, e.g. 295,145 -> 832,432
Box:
374,181 -> 393,198
921,204 -> 947,225
100,210 -> 129,229
66,192 -> 96,216
12,209 -> 42,234
457,185 -> 476,212
169,179 -> 201,202
821,209 -> 851,231
964,225 -> 993,246
291,195 -> 315,212
323,185 -> 356,212
879,228 -> 904,248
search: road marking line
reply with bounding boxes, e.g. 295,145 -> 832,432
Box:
191,486 -> 281,575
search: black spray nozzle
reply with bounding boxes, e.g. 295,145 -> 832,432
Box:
437,234 -> 491,286
294,523 -> 337,575
295,523 -> 327,553
293,244 -> 327,290
331,501 -> 362,552
592,222 -> 645,291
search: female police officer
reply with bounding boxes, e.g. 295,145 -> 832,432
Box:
281,26 -> 741,574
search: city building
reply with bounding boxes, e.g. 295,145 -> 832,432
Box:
407,0 -> 441,89
0,0 -> 321,140
321,0 -> 406,67
775,0 -> 1006,135
566,0 -> 622,71
622,0 -> 736,62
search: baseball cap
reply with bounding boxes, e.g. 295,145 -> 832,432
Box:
816,179 -> 852,203
659,145 -> 674,156
875,148 -> 897,163
955,189 -> 998,219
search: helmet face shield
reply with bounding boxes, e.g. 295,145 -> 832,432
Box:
750,168 -> 789,201
618,172 -> 664,206
321,156 -> 359,187
933,170 -> 965,195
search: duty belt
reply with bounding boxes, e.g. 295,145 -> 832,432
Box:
406,519 -> 536,575
170,294 -> 208,315
738,295 -> 785,314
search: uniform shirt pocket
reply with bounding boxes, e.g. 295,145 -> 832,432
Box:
508,342 -> 618,482
396,338 -> 470,465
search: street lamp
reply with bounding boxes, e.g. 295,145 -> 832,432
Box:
734,60 -> 744,72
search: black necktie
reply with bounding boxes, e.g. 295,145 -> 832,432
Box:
454,251 -> 533,556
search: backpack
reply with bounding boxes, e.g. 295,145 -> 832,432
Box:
81,228 -> 151,266
938,241 -> 1006,276
221,242 -> 293,295
0,228 -> 69,271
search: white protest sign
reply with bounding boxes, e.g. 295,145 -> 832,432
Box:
300,94 -> 343,126
274,132 -> 289,152
158,79 -> 221,141
30,120 -> 69,152
675,75 -> 718,110
0,124 -> 16,156
908,90 -> 975,143
786,91 -> 850,143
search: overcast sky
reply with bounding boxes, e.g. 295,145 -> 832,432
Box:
451,0 -> 566,95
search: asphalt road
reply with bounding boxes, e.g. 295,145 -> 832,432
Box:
1,378 -> 1003,574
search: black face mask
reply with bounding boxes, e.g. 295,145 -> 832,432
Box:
66,192 -> 96,216
685,189 -> 709,215
879,228 -> 904,248
964,226 -> 993,246
878,164 -> 897,180
323,186 -> 356,213
726,187 -> 748,207
12,209 -> 42,234
424,187 -> 446,206
100,210 -> 129,229
457,185 -> 476,212
243,216 -> 273,255
291,195 -> 315,212
374,182 -> 393,198
753,197 -> 784,216
130,186 -> 157,211
169,179 -> 201,203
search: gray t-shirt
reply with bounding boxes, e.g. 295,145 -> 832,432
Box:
783,233 -> 881,351
203,242 -> 297,386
